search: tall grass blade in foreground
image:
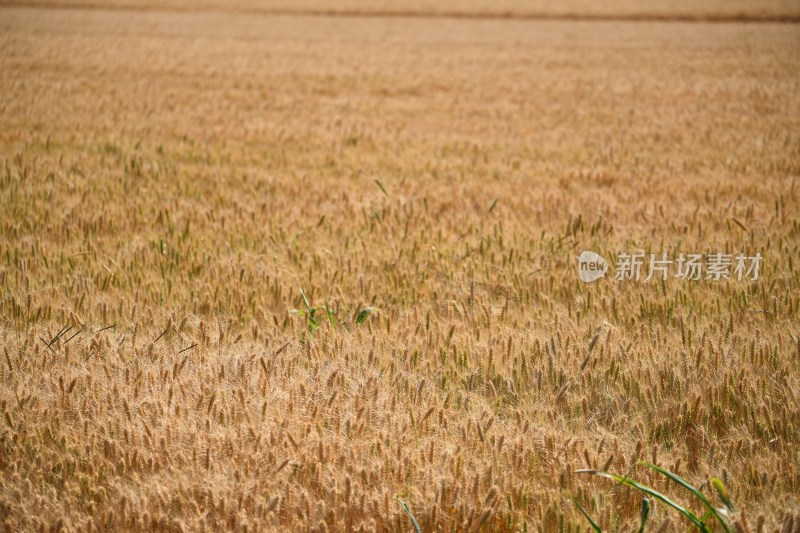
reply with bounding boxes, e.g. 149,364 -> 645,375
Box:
642,462 -> 732,532
576,467 -> 711,532
639,497 -> 651,533
396,497 -> 422,533
573,499 -> 601,532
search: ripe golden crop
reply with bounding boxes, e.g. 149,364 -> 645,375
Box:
1,3 -> 799,531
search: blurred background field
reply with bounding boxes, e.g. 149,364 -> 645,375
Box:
1,0 -> 800,18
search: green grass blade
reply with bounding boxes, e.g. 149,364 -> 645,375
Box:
638,497 -> 650,533
576,469 -> 710,532
396,497 -> 421,533
573,498 -> 602,532
300,289 -> 312,312
324,303 -> 336,329
356,306 -> 376,324
642,462 -> 731,533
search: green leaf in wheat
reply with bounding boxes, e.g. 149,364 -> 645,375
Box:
573,498 -> 601,532
396,497 -> 421,533
356,306 -> 376,324
641,462 -> 731,533
576,469 -> 710,532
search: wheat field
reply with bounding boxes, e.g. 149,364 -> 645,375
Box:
1,3 -> 799,532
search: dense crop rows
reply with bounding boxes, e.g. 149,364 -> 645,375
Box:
1,5 -> 799,531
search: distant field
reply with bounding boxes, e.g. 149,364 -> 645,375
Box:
1,0 -> 800,19
1,4 -> 799,532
